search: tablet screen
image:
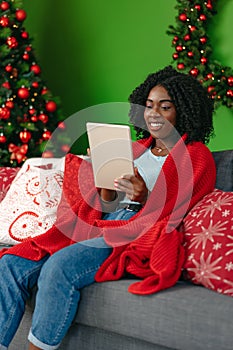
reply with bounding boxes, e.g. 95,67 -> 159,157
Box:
86,122 -> 134,190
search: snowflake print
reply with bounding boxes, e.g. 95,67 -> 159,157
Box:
225,261 -> 233,271
198,191 -> 233,218
226,235 -> 233,256
188,252 -> 222,289
213,242 -> 222,250
223,279 -> 233,296
188,219 -> 227,250
222,209 -> 231,217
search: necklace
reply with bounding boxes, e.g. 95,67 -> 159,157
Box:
154,146 -> 167,153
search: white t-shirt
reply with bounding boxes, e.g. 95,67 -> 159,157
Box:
120,148 -> 167,205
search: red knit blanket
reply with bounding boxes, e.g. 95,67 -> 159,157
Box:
0,136 -> 216,295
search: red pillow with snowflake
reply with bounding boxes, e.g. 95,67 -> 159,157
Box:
182,189 -> 233,297
0,167 -> 20,203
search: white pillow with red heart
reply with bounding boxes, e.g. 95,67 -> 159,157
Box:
0,164 -> 63,245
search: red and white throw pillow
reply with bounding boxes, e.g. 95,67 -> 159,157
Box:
0,167 -> 20,203
182,189 -> 233,297
0,164 -> 63,245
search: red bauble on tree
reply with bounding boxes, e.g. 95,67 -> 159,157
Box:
45,101 -> 57,113
6,36 -> 18,49
0,1 -> 9,11
0,107 -> 10,120
179,13 -> 187,21
0,16 -> 10,27
15,9 -> 27,22
227,76 -> 233,87
42,130 -> 52,140
0,134 -> 7,143
38,113 -> 49,124
30,64 -> 41,75
17,87 -> 30,99
19,130 -> 32,143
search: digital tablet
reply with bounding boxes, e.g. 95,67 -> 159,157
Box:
86,122 -> 134,190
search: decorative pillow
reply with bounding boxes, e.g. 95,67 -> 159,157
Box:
0,164 -> 63,245
182,189 -> 233,297
0,167 -> 20,203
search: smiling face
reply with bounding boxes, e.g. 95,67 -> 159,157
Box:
144,85 -> 177,144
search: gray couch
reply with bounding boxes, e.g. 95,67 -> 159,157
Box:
6,149 -> 233,350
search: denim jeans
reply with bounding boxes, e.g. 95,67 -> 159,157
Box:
0,208 -> 136,350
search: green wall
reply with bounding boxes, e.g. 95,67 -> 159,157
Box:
23,0 -> 233,153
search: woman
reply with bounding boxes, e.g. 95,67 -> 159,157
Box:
0,66 -> 216,350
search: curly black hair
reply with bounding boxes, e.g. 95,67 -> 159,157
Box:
128,66 -> 214,144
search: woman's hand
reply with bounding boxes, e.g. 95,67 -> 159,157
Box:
114,167 -> 148,205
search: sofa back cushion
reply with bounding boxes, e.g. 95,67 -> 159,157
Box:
212,150 -> 233,192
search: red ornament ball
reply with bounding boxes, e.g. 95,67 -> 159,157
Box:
15,9 -> 27,22
42,130 -> 52,140
42,150 -> 54,158
227,76 -> 233,87
199,14 -> 207,21
19,130 -> 31,143
176,45 -> 183,52
207,86 -> 215,93
45,101 -> 57,113
61,144 -> 70,153
206,73 -> 214,80
184,34 -> 190,41
189,26 -> 197,32
0,15 -> 10,27
31,116 -> 38,122
173,53 -> 179,60
30,64 -> 41,75
38,113 -> 49,124
58,121 -> 66,130
177,63 -> 185,70
187,51 -> 194,58
179,13 -> 187,21
194,4 -> 201,11
226,89 -> 233,98
32,81 -> 39,89
29,108 -> 36,115
206,3 -> 213,10
5,100 -> 14,109
200,37 -> 207,44
22,52 -> 29,60
17,87 -> 30,99
6,36 -> 18,49
200,57 -> 207,65
0,106 -> 10,120
5,64 -> 12,73
189,68 -> 199,77
0,2 -> 9,11
0,134 -> 6,143
21,31 -> 28,39
2,81 -> 10,89
41,87 -> 49,95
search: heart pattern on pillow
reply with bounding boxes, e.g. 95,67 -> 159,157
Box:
182,189 -> 233,297
0,164 -> 63,245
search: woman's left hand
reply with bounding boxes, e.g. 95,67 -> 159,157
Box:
114,167 -> 148,205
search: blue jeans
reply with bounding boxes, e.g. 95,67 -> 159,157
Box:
0,208 -> 136,350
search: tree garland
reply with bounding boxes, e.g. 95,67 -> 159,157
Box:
167,0 -> 233,109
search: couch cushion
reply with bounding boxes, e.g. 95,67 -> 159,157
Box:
212,150 -> 233,191
75,280 -> 233,350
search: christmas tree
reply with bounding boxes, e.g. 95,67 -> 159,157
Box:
0,0 -> 69,167
167,0 -> 233,109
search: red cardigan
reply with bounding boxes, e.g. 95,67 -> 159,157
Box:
0,136 -> 216,295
